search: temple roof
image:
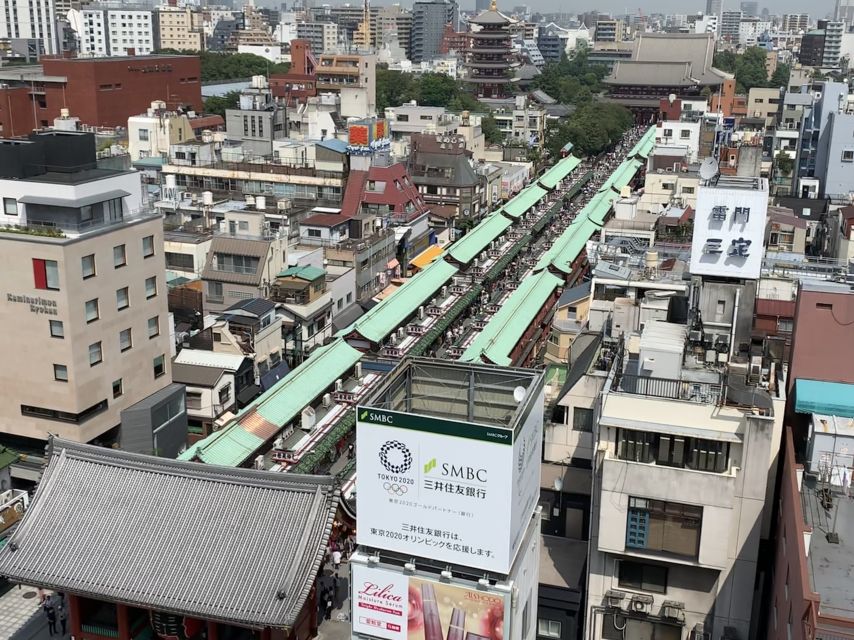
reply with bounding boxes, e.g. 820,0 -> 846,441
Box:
0,438 -> 339,629
469,0 -> 514,26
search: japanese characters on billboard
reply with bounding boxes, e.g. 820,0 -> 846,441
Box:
351,563 -> 508,640
356,394 -> 543,574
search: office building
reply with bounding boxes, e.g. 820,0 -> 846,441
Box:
594,18 -> 624,42
0,131 -> 179,448
155,6 -> 205,52
410,0 -> 458,63
296,21 -> 338,54
821,20 -> 844,67
0,0 -> 57,55
781,13 -> 809,33
836,0 -> 854,23
705,0 -> 721,16
79,6 -> 155,57
720,10 -> 742,42
740,0 -> 758,17
225,76 -> 287,157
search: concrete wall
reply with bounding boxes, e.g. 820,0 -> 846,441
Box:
816,111 -> 854,200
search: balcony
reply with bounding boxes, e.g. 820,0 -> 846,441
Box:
5,208 -> 159,240
613,372 -> 723,405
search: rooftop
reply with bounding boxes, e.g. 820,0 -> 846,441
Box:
174,349 -> 248,371
0,438 -> 338,629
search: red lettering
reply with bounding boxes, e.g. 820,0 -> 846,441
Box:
359,582 -> 403,603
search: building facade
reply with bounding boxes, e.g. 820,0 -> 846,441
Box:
0,0 -> 57,55
410,0 -> 458,63
155,6 -> 205,52
79,6 -> 155,57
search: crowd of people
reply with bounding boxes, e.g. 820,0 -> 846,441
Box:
39,591 -> 68,637
318,522 -> 356,623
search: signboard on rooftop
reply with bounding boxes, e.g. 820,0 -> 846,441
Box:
355,394 -> 543,574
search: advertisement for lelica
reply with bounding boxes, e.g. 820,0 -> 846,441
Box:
351,564 -> 508,640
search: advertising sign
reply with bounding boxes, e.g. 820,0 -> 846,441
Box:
356,393 -> 543,574
689,182 -> 769,280
351,564 -> 508,640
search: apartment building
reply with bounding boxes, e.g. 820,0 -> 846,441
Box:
79,6 -> 155,57
410,0 -> 458,63
155,5 -> 205,52
0,0 -> 57,55
296,21 -> 338,55
0,131 -> 178,447
225,77 -> 287,157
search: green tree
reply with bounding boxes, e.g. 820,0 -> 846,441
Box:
775,151 -> 794,177
155,50 -> 291,82
713,50 -> 738,74
203,90 -> 241,117
545,101 -> 633,158
481,114 -> 504,144
532,50 -> 608,106
769,63 -> 791,89
735,47 -> 770,92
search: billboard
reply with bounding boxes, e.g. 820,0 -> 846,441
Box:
356,392 -> 543,574
351,563 -> 509,640
689,182 -> 769,280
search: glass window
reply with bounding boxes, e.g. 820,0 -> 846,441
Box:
53,364 -> 68,382
4,197 -> 17,215
153,354 -> 166,378
537,620 -> 561,639
114,244 -> 126,267
218,383 -> 231,405
572,407 -> 594,432
49,320 -> 64,338
142,235 -> 154,257
88,342 -> 103,366
148,316 -> 160,338
138,128 -> 149,141
85,298 -> 99,323
626,497 -> 702,558
112,378 -> 123,398
33,259 -> 60,291
80,205 -> 93,222
116,287 -> 129,310
120,328 -> 132,352
165,252 -> 194,271
618,560 -> 668,594
81,254 -> 96,279
145,276 -> 157,298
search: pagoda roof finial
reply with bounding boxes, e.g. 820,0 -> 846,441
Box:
490,0 -> 497,9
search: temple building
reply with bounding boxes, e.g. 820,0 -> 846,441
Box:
0,439 -> 339,640
464,0 -> 520,98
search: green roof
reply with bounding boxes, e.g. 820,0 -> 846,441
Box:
0,446 -> 18,469
350,258 -> 459,343
539,156 -> 581,190
278,265 -> 326,280
626,126 -> 656,159
611,159 -> 644,192
587,190 -> 619,226
181,340 -> 362,467
448,213 -> 513,264
461,271 -> 563,366
546,218 -> 599,274
501,184 -> 548,218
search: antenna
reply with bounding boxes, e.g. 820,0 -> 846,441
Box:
699,157 -> 720,185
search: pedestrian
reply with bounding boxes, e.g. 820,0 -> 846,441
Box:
45,603 -> 57,637
332,548 -> 342,570
58,603 -> 68,636
347,443 -> 354,460
332,572 -> 340,596
324,591 -> 334,620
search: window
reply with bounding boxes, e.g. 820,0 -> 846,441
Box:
573,407 -> 594,432
663,128 -> 673,137
213,253 -> 259,274
153,354 -> 166,378
4,197 -> 17,215
618,560 -> 668,594
112,378 -> 123,398
218,383 -> 232,405
186,391 -> 202,410
716,299 -> 726,316
145,276 -> 157,299
208,281 -> 223,300
114,244 -> 126,268
681,186 -> 695,194
626,497 -> 702,558
85,298 -> 99,323
307,228 -> 321,237
842,150 -> 854,162
617,429 -> 729,473
165,252 -> 194,271
346,292 -> 353,303
777,318 -> 793,333
680,129 -> 691,139
49,320 -> 64,338
119,328 -> 132,352
138,128 -> 149,141
88,342 -> 103,366
81,254 -> 96,279
116,287 -> 129,311
53,364 -> 68,382
142,235 -> 154,258
537,620 -> 561,638
617,429 -> 656,463
33,259 -> 60,291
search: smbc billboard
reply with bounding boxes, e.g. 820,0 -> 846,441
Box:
356,393 -> 543,574
351,563 -> 509,640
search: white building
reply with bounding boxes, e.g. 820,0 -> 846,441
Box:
655,121 -> 701,163
127,101 -> 198,163
738,18 -> 771,47
79,6 -> 154,57
0,0 -> 57,55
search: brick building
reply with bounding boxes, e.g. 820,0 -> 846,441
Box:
0,55 -> 201,134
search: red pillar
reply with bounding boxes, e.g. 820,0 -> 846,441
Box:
68,595 -> 83,638
207,620 -> 219,640
116,604 -> 130,640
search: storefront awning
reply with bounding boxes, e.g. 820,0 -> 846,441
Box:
795,379 -> 854,418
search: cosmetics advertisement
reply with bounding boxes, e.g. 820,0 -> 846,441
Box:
356,396 -> 542,574
351,564 -> 509,640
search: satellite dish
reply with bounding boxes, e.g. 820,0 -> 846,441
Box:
668,93 -> 677,104
699,157 -> 720,183
513,386 -> 526,403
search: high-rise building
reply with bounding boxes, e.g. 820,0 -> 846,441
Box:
705,0 -> 722,17
296,21 -> 338,54
593,17 -> 624,42
820,19 -> 844,67
719,10 -> 743,42
79,6 -> 155,57
0,130 -> 183,450
155,6 -> 205,52
410,0 -> 458,62
0,0 -> 57,55
740,0 -> 759,17
836,0 -> 854,23
781,13 -> 810,33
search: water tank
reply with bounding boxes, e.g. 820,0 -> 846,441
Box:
245,194 -> 256,206
165,175 -> 177,189
644,250 -> 659,271
60,107 -> 70,118
202,191 -> 214,206
201,129 -> 213,143
256,195 -> 266,210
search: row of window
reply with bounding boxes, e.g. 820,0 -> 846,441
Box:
54,352 -> 165,382
51,315 -> 159,340
616,428 -> 731,474
33,238 -> 155,292
84,280 -> 157,323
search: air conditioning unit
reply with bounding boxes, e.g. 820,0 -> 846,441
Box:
335,378 -> 343,392
397,327 -> 405,341
604,590 -> 626,609
705,349 -> 717,362
254,455 -> 265,470
688,329 -> 702,342
301,406 -> 316,430
354,362 -> 363,379
718,352 -> 729,363
661,601 -> 684,621
750,355 -> 762,379
418,306 -> 425,320
322,393 -> 332,408
628,594 -> 653,614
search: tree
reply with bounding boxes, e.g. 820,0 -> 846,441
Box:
545,101 -> 633,158
769,63 -> 791,89
531,50 -> 608,106
775,151 -> 794,177
203,90 -> 241,117
481,114 -> 504,144
156,50 -> 291,82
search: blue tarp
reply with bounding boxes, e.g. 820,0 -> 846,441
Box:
795,379 -> 854,418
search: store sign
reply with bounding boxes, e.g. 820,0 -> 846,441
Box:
6,293 -> 58,316
356,393 -> 543,573
689,183 -> 768,280
351,564 -> 508,640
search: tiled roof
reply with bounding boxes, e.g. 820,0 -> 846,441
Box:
278,265 -> 327,281
0,438 -> 338,629
200,236 -> 270,286
171,362 -> 227,387
340,170 -> 368,216
224,297 -> 278,316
